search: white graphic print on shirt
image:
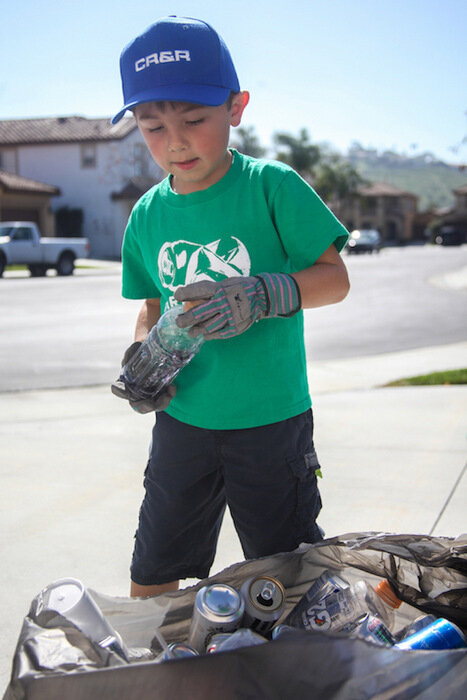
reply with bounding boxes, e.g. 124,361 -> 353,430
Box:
158,235 -> 251,298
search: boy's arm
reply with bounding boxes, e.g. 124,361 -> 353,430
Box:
175,244 -> 349,340
291,243 -> 350,309
134,298 -> 162,341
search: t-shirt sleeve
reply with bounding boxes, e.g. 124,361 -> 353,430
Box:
270,170 -> 349,271
121,214 -> 161,300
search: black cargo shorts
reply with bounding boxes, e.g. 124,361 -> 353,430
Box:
130,409 -> 323,586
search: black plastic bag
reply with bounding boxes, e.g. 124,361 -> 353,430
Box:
4,532 -> 467,700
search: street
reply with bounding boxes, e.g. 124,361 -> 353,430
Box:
0,246 -> 467,391
305,243 -> 467,361
0,245 -> 466,392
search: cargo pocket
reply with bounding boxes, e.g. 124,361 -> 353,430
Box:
287,447 -> 323,543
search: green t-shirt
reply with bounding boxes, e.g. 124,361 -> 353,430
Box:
122,150 -> 348,429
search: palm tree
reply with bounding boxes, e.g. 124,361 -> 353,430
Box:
273,128 -> 321,180
314,155 -> 364,202
230,126 -> 266,158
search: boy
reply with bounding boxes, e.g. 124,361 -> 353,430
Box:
111,16 -> 350,597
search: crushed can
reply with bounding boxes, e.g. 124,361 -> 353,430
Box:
349,613 -> 395,647
284,569 -> 349,629
187,583 -> 245,653
240,576 -> 286,634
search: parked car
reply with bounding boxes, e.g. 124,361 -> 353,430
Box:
432,225 -> 465,246
346,229 -> 381,254
0,221 -> 89,277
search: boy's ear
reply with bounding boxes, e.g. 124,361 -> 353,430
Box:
230,91 -> 250,127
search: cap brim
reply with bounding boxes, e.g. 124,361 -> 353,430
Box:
111,84 -> 232,124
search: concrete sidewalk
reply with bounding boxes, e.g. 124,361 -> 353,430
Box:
1,342 -> 466,691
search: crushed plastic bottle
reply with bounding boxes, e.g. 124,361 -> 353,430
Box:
122,306 -> 204,401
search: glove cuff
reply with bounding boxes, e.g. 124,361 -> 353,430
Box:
255,273 -> 301,318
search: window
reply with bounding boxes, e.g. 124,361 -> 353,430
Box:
11,227 -> 33,241
360,196 -> 377,214
0,147 -> 18,173
81,143 -> 97,168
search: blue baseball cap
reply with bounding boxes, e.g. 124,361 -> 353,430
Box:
112,16 -> 240,124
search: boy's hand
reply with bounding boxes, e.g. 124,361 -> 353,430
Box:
110,342 -> 176,413
174,273 -> 301,340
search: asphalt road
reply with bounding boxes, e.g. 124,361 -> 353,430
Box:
0,244 -> 466,392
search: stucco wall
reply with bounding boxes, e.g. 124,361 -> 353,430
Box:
13,130 -> 162,258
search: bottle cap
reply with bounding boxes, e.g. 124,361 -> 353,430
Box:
375,580 -> 402,609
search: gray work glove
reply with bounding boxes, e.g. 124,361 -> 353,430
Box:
111,342 -> 176,414
174,272 -> 301,340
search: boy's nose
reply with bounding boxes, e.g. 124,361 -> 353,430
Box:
168,130 -> 187,152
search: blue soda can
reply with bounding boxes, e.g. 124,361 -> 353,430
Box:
395,618 -> 467,651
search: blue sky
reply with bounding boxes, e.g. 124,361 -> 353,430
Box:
1,0 -> 466,163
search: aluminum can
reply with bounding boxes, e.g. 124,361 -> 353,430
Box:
349,614 -> 395,647
395,617 -> 467,651
240,576 -> 286,634
271,624 -> 296,640
187,584 -> 245,653
206,633 -> 233,653
155,642 -> 199,662
395,614 -> 437,642
211,628 -> 267,652
284,570 -> 349,629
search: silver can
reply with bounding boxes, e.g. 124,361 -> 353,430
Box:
206,632 -> 233,653
187,583 -> 245,653
271,624 -> 296,640
240,576 -> 285,634
349,614 -> 395,647
155,642 -> 199,662
284,570 -> 349,628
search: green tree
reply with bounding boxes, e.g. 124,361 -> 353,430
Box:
314,153 -> 364,202
230,126 -> 266,158
273,128 -> 321,179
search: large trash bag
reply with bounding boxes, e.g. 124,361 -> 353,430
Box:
4,532 -> 467,700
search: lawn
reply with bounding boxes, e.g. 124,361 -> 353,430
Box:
386,369 -> 467,386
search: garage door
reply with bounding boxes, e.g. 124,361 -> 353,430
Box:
1,208 -> 40,223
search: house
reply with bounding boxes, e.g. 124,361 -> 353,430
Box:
432,183 -> 467,239
337,182 -> 418,243
0,116 -> 164,258
0,169 -> 60,236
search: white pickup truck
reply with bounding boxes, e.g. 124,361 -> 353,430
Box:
0,221 -> 90,277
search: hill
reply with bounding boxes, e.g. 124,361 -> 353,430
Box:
346,144 -> 467,211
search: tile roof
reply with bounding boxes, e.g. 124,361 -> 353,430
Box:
358,181 -> 418,199
0,169 -> 60,195
0,116 -> 137,145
